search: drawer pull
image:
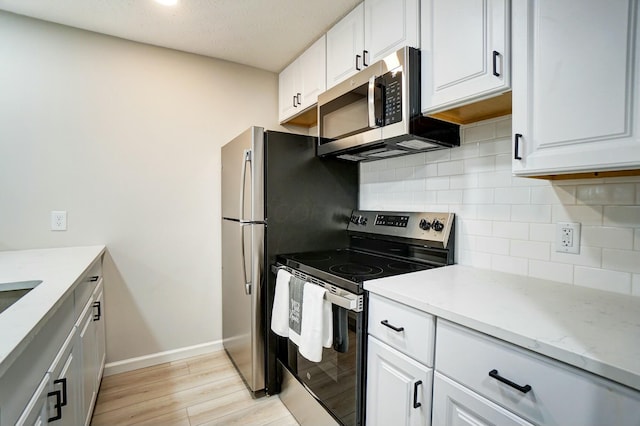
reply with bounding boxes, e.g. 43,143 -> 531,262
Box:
413,380 -> 423,408
489,369 -> 532,394
93,301 -> 102,321
380,319 -> 404,332
53,378 -> 68,407
47,389 -> 62,421
89,275 -> 99,282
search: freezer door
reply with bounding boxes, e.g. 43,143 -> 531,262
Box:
221,126 -> 264,222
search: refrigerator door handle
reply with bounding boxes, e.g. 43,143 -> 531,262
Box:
239,149 -> 252,222
240,222 -> 251,295
239,148 -> 253,295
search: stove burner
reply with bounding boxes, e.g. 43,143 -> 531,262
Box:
291,253 -> 332,262
329,263 -> 384,277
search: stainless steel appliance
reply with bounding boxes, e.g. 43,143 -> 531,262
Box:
221,127 -> 358,397
317,47 -> 460,162
273,210 -> 455,425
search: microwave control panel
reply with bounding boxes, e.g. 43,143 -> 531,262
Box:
382,71 -> 403,125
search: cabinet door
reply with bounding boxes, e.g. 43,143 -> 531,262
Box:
94,284 -> 106,382
15,374 -> 50,426
366,336 -> 431,426
278,61 -> 298,122
78,297 -> 97,426
48,328 -> 79,426
298,35 -> 326,110
421,0 -> 510,113
364,0 -> 420,64
512,0 -> 640,176
326,3 -> 365,88
432,372 -> 533,426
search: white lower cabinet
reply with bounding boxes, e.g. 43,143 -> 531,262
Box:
432,372 -> 533,426
367,336 -> 432,426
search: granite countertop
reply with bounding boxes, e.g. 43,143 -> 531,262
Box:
0,245 -> 105,377
364,264 -> 640,392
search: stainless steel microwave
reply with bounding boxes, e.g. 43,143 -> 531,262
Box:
317,47 -> 460,162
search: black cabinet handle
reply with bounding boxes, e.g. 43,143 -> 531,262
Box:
356,54 -> 362,71
492,50 -> 500,77
89,275 -> 99,282
380,319 -> 404,332
296,93 -> 301,105
93,301 -> 101,321
47,390 -> 62,422
292,95 -> 297,107
514,133 -> 523,160
413,380 -> 423,408
363,50 -> 369,67
53,378 -> 67,407
489,369 -> 532,394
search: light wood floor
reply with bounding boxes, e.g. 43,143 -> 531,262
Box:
91,351 -> 299,425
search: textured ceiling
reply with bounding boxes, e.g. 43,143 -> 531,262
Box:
0,0 -> 361,72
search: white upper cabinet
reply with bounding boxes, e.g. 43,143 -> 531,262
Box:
512,0 -> 640,177
326,0 -> 419,89
326,3 -> 365,89
278,35 -> 326,123
421,0 -> 510,114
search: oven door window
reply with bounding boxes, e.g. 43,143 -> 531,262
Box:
288,306 -> 363,426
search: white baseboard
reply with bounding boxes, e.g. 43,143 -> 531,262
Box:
103,340 -> 224,376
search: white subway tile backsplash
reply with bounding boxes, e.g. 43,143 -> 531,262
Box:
529,260 -> 574,284
510,240 -> 550,260
495,187 -> 531,204
450,143 -> 479,160
576,184 -> 635,205
478,171 -> 513,188
464,156 -> 495,173
582,226 -> 634,250
550,246 -> 602,268
512,204 -> 552,223
475,236 -> 510,255
574,267 -> 632,294
426,149 -> 451,163
450,174 -> 479,189
603,249 -> 640,274
552,205 -> 603,226
492,221 -> 529,240
477,204 -> 511,221
603,206 -> 640,227
529,223 -> 556,242
463,188 -> 494,204
438,160 -> 464,176
426,176 -> 450,190
437,190 -> 463,204
414,163 -> 438,178
358,116 -> 640,297
462,121 -> 497,142
531,186 -> 576,205
491,254 -> 528,275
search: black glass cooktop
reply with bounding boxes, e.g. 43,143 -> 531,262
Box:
277,248 -> 433,293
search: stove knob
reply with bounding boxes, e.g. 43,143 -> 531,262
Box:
359,217 -> 368,225
419,218 -> 431,231
350,215 -> 359,225
432,220 -> 445,232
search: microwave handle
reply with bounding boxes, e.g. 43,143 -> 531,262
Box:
368,76 -> 379,128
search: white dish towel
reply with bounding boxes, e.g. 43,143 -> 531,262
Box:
270,269 -> 292,337
299,282 -> 333,362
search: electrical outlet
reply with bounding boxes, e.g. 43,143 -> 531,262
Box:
556,222 -> 580,254
51,210 -> 67,231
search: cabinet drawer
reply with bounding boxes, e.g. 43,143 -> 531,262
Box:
435,320 -> 640,425
74,258 -> 102,316
368,293 -> 435,366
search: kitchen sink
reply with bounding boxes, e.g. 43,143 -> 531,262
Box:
0,280 -> 43,314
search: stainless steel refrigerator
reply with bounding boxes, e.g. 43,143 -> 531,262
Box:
221,127 -> 358,397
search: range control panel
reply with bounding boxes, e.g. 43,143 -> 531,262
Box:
348,210 -> 454,248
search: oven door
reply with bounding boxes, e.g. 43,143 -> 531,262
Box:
286,303 -> 366,426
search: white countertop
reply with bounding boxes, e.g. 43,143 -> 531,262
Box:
0,245 -> 105,377
364,264 -> 640,392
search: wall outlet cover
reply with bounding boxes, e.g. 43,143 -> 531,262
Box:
51,210 -> 67,231
556,222 -> 580,254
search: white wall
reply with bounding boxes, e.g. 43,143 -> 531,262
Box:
0,12 -> 284,365
361,116 -> 640,296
